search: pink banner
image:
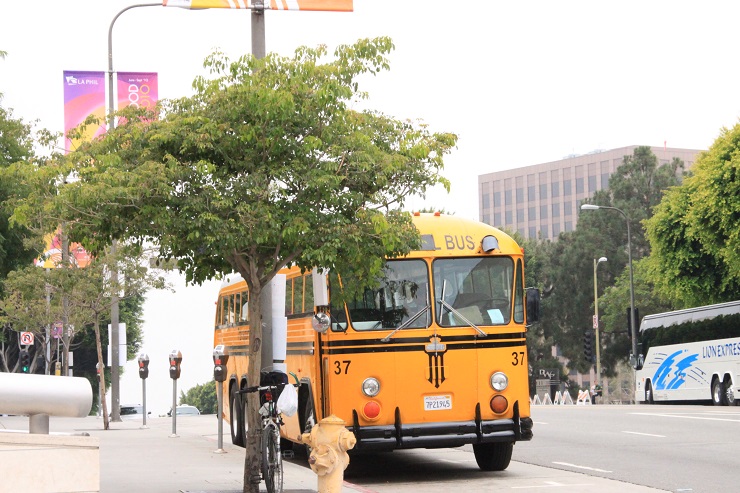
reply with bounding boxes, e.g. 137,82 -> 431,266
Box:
63,71 -> 106,153
117,72 -> 158,112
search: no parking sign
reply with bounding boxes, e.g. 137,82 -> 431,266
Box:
20,331 -> 34,346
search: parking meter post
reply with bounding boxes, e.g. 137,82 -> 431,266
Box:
138,353 -> 150,429
213,345 -> 229,453
168,350 -> 182,438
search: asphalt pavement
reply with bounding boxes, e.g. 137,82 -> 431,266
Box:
0,414 -> 668,493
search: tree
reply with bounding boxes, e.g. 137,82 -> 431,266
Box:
180,380 -> 217,415
29,38 -> 456,492
541,147 -> 685,374
0,243 -> 166,425
646,123 -> 740,306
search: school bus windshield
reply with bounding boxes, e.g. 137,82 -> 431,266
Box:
434,257 -> 514,326
345,259 -> 431,331
344,256 -> 515,330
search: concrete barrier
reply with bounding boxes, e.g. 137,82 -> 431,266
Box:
0,372 -> 99,492
0,372 -> 92,433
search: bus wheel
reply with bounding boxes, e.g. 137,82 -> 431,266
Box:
711,378 -> 726,406
723,376 -> 735,406
230,384 -> 246,446
473,442 -> 513,471
645,381 -> 654,404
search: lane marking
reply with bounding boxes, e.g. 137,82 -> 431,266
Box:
552,461 -> 612,473
511,481 -> 594,489
622,430 -> 666,438
632,412 -> 740,423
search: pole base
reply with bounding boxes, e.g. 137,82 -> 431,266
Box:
214,448 -> 227,454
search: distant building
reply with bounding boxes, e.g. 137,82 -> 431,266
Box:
478,145 -> 702,240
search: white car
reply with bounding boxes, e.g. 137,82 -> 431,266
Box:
167,405 -> 201,416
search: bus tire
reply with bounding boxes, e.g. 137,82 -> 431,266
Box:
711,378 -> 725,406
230,383 -> 246,446
723,376 -> 735,406
645,381 -> 654,404
473,442 -> 513,471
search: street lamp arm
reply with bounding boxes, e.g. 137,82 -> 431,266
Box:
108,3 -> 161,127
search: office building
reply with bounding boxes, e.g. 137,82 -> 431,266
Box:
478,145 -> 702,239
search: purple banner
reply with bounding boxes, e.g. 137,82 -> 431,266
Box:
63,71 -> 106,153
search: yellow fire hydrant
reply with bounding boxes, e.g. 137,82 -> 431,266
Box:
299,415 -> 356,493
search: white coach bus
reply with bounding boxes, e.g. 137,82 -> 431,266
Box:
635,300 -> 740,406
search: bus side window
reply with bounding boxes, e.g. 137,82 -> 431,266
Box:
514,260 -> 524,324
285,277 -> 294,316
216,296 -> 224,326
293,276 -> 304,314
228,294 -> 236,324
240,290 -> 249,322
304,274 -> 314,310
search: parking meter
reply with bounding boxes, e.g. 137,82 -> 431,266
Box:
138,353 -> 150,379
169,350 -> 182,380
169,350 -> 182,438
213,345 -> 229,453
213,345 -> 229,382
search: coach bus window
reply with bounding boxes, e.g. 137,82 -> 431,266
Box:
433,257 -> 514,326
345,259 -> 430,331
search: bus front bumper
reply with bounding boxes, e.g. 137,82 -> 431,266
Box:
350,401 -> 533,451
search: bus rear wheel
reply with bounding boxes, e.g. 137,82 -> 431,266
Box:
711,378 -> 726,406
230,384 -> 246,446
723,376 -> 736,406
473,442 -> 513,471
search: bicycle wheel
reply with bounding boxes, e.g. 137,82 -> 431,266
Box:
261,424 -> 283,493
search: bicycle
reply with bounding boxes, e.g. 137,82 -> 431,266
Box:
240,372 -> 290,493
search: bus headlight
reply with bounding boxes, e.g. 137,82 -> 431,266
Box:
362,377 -> 380,397
490,372 -> 508,391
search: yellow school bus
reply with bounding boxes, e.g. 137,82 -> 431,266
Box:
214,213 -> 537,470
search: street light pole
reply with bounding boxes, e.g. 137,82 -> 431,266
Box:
581,204 -> 639,366
593,256 -> 607,388
107,2 -> 160,423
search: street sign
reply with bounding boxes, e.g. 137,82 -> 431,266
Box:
20,332 -> 34,346
52,322 -> 63,339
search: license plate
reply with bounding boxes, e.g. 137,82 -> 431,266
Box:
424,395 -> 452,411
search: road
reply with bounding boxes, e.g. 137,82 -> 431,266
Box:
512,404 -> 740,493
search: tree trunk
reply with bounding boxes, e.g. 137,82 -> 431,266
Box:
94,315 -> 110,430
243,282 -> 263,493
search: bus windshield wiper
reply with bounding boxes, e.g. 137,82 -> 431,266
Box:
380,303 -> 431,342
437,298 -> 486,337
437,280 -> 486,337
380,304 -> 431,342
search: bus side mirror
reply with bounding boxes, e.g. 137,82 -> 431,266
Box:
526,288 -> 540,324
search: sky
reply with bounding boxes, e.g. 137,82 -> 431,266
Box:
2,1 -> 740,414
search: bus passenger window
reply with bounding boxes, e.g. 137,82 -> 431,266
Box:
240,290 -> 249,322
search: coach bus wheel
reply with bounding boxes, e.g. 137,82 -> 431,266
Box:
473,442 -> 513,471
723,376 -> 735,405
645,381 -> 654,404
711,378 -> 725,406
230,384 -> 246,446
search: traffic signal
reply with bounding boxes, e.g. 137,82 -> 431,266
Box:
19,350 -> 31,373
583,330 -> 594,363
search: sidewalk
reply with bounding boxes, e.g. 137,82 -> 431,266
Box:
1,414 -> 320,493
